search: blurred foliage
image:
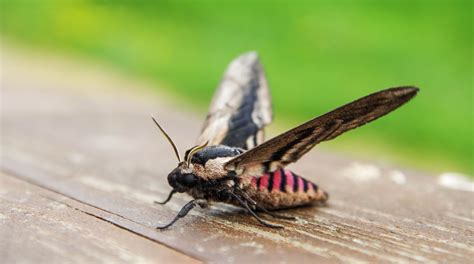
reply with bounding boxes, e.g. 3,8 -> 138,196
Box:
1,0 -> 472,175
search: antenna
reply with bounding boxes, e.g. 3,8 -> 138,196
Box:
186,141 -> 209,167
151,115 -> 181,162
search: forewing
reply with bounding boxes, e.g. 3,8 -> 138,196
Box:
225,86 -> 419,173
197,52 -> 272,150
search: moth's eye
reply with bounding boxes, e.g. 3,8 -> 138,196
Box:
181,174 -> 198,187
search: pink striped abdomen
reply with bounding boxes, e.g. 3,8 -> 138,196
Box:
247,168 -> 328,209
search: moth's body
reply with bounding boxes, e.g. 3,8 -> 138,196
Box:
182,145 -> 328,210
242,169 -> 328,210
153,51 -> 418,229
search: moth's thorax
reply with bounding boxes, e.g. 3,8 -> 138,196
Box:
192,157 -> 233,180
167,145 -> 242,194
188,145 -> 243,180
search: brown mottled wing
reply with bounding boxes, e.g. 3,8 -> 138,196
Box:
197,51 -> 272,150
225,86 -> 419,173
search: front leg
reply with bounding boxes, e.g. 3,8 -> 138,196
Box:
156,199 -> 207,230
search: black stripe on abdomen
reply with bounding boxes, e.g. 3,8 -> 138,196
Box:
279,169 -> 287,192
267,173 -> 274,192
303,178 -> 308,192
292,172 -> 298,192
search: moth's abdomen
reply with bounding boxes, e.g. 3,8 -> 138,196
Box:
246,168 -> 328,210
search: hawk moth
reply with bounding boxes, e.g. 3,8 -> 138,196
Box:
153,52 -> 418,229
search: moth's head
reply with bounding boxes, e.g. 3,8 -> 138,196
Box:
167,141 -> 208,192
151,116 -> 208,192
167,162 -> 200,192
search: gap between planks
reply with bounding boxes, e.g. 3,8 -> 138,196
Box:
0,171 -> 204,263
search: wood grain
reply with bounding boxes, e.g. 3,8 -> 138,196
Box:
1,45 -> 473,263
0,172 -> 200,264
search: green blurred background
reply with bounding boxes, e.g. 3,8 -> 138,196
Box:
1,0 -> 472,175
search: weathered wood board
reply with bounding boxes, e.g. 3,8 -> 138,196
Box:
0,173 -> 199,264
1,46 -> 473,263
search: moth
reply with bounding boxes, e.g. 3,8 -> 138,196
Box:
153,52 -> 418,229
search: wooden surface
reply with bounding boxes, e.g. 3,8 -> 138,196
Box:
1,47 -> 473,263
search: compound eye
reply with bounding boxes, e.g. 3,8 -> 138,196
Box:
181,174 -> 198,187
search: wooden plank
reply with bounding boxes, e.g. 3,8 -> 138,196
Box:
1,46 -> 473,263
0,172 -> 200,264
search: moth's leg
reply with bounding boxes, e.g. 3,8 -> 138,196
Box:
235,188 -> 295,220
255,205 -> 296,220
235,190 -> 257,206
229,192 -> 283,229
154,190 -> 176,205
156,199 -> 206,230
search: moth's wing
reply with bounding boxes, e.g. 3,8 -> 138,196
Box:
225,86 -> 419,173
196,51 -> 272,150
